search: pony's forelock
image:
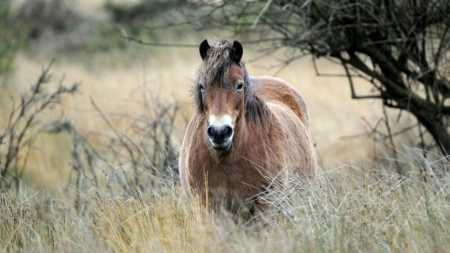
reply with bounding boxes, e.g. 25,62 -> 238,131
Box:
199,39 -> 233,87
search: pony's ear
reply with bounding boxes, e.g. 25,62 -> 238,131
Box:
231,40 -> 243,63
199,39 -> 210,61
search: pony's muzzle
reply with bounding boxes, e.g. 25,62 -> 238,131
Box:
207,124 -> 233,151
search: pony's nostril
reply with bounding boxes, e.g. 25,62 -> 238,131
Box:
224,126 -> 233,138
207,126 -> 215,139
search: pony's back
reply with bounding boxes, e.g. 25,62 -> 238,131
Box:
250,76 -> 310,129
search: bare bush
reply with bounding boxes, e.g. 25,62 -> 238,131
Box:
1,61 -> 183,211
0,61 -> 79,189
46,86 -> 184,212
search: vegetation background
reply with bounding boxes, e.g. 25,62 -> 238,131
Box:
0,0 -> 449,252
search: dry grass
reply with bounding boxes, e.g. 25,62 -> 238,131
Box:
1,148 -> 449,252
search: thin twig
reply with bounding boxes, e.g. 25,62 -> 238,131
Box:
382,105 -> 403,175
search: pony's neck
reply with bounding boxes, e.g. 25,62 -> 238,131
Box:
234,113 -> 250,148
244,87 -> 270,128
230,92 -> 270,154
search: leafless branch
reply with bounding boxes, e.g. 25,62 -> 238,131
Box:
0,61 -> 79,188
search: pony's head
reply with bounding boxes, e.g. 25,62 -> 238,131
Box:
193,39 -> 249,151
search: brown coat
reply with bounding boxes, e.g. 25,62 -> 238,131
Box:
179,39 -> 316,215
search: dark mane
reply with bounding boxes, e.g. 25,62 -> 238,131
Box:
192,40 -> 270,124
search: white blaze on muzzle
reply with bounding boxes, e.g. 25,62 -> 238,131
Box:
207,114 -> 234,150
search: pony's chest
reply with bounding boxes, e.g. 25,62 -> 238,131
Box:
202,159 -> 246,182
190,156 -> 263,193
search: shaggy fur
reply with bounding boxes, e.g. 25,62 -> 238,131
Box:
180,39 -> 317,218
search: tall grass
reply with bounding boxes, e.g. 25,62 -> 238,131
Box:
1,148 -> 449,252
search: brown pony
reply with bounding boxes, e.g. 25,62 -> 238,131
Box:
179,39 -> 317,217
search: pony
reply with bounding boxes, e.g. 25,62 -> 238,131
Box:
179,39 -> 317,218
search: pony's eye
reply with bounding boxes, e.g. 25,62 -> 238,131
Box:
236,82 -> 244,91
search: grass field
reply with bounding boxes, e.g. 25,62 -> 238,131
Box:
1,1 -> 448,252
1,150 -> 449,252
